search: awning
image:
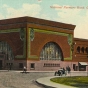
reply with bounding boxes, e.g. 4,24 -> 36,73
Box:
79,62 -> 88,66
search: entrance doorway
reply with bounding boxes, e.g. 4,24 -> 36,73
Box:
0,60 -> 2,69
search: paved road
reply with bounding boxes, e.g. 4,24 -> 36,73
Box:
0,71 -> 54,88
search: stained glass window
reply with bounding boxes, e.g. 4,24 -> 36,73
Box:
40,42 -> 63,60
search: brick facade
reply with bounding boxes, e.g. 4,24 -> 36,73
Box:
0,16 -> 88,71
73,38 -> 88,62
30,31 -> 70,59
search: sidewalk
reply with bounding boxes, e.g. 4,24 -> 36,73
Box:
36,76 -> 76,88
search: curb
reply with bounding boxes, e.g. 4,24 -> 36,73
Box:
36,80 -> 55,88
36,76 -> 76,88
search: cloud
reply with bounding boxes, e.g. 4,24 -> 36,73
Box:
2,3 -> 50,21
74,12 -> 88,39
38,14 -> 50,20
52,4 -> 83,24
1,3 -> 88,39
1,3 -> 51,22
52,4 -> 88,39
0,14 -> 4,19
2,3 -> 42,18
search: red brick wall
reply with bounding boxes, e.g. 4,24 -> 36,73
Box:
30,32 -> 70,59
0,32 -> 23,56
73,38 -> 88,62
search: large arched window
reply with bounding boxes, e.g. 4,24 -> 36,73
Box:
40,42 -> 63,61
0,41 -> 14,60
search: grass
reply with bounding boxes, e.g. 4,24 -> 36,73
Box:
50,76 -> 88,88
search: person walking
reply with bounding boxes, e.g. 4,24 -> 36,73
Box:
23,66 -> 27,73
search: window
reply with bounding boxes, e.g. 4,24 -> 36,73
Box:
7,63 -> 13,66
19,63 -> 23,68
44,63 -> 60,67
0,41 -> 14,60
81,47 -> 84,53
40,42 -> 63,61
77,46 -> 80,53
85,47 -> 88,54
30,63 -> 35,69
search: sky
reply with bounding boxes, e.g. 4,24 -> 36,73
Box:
0,0 -> 88,39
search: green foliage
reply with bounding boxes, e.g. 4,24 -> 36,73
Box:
50,76 -> 88,87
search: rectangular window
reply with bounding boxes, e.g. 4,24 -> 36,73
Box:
30,63 -> 35,69
6,63 -> 13,66
19,63 -> 23,68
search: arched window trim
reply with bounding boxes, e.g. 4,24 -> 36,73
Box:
40,42 -> 63,61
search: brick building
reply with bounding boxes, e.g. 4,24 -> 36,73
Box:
0,16 -> 88,71
73,38 -> 88,71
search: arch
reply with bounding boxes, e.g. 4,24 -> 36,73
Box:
81,47 -> 84,53
0,35 -> 16,56
85,47 -> 88,54
77,46 -> 80,53
0,41 -> 14,60
40,42 -> 63,61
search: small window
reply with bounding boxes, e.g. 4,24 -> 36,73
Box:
77,46 -> 80,53
85,47 -> 88,54
30,63 -> 35,69
7,63 -> 13,66
19,63 -> 23,68
81,47 -> 84,53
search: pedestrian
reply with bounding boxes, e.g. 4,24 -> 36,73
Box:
62,67 -> 65,74
68,66 -> 71,73
23,66 -> 27,73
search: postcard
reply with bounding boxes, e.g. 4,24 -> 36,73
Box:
0,0 -> 88,88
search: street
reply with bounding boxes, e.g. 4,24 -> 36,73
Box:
0,71 -> 54,88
